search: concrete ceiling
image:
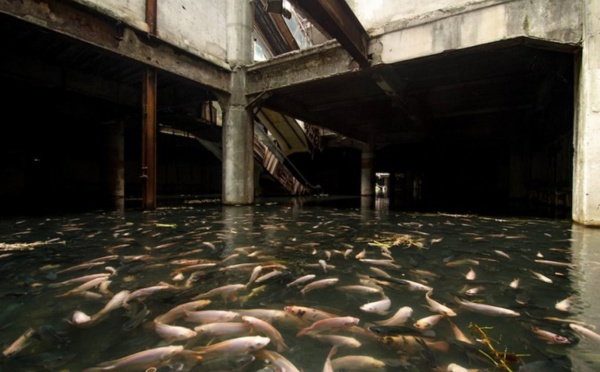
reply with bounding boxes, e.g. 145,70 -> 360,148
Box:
0,3 -> 578,153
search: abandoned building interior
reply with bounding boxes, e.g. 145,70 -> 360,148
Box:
1,0 -> 597,225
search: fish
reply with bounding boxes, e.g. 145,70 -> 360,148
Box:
465,267 -> 476,280
509,278 -> 520,289
359,258 -> 402,270
195,353 -> 256,371
373,306 -> 413,326
2,327 -> 36,357
286,274 -> 316,288
371,276 -> 432,291
383,335 -> 449,354
454,297 -> 520,317
193,335 -> 270,359
154,299 -> 212,324
425,290 -> 457,316
308,334 -> 362,348
534,259 -> 576,268
530,270 -> 553,283
446,317 -> 472,344
300,277 -> 339,295
154,321 -> 197,342
296,316 -> 360,336
413,314 -> 446,330
530,326 -> 570,344
284,305 -> 337,322
126,284 -> 174,303
47,273 -> 112,288
193,322 -> 253,340
494,250 -> 511,259
184,310 -> 240,324
81,345 -> 184,372
335,285 -> 382,294
464,285 -> 485,296
246,265 -> 263,285
323,346 -> 337,372
255,349 -> 301,372
360,296 -> 391,315
191,283 -> 247,301
242,315 -> 289,352
330,355 -> 387,370
555,296 -> 573,312
445,258 -> 479,267
569,323 -> 600,343
55,276 -> 110,297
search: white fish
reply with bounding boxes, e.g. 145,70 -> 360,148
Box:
194,335 -> 271,356
242,315 -> 289,352
425,290 -> 457,316
414,314 -> 445,330
494,250 -> 511,259
246,265 -> 263,285
569,323 -> 600,343
330,355 -> 386,370
555,296 -> 573,312
309,334 -> 361,348
193,322 -> 253,340
465,267 -> 476,280
296,316 -> 360,336
300,278 -> 339,295
323,346 -> 337,372
530,270 -> 553,283
360,297 -> 391,315
373,306 -> 413,326
81,345 -> 184,372
454,297 -> 520,317
287,274 -> 316,288
154,322 -> 197,342
465,285 -> 484,297
255,349 -> 301,372
192,283 -> 247,300
184,310 -> 239,324
509,278 -> 520,289
2,327 -> 36,357
530,326 -> 570,344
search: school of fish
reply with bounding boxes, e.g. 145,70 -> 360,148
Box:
0,205 -> 594,371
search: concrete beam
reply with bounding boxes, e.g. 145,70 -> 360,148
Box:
371,0 -> 582,65
289,0 -> 370,68
246,41 -> 359,95
0,0 -> 231,93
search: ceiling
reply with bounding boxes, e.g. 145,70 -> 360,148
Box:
0,4 -> 578,153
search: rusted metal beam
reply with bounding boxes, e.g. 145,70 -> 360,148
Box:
146,0 -> 158,35
289,0 -> 369,68
0,0 -> 230,93
141,68 -> 158,210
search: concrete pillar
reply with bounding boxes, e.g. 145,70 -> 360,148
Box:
360,144 -> 374,196
573,0 -> 600,226
104,121 -> 125,212
222,0 -> 254,205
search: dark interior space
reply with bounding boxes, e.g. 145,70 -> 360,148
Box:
0,11 -> 577,219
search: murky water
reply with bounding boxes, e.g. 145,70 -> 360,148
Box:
1,197 -> 599,372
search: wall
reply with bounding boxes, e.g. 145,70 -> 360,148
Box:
73,0 -> 228,67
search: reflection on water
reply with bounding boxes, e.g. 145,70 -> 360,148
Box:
0,197 -> 597,371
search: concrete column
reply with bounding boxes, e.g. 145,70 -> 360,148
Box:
222,0 -> 254,205
573,0 -> 600,226
105,121 -> 125,212
360,144 -> 374,196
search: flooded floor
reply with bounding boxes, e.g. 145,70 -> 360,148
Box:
1,197 -> 599,371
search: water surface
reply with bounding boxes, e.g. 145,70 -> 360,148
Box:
0,197 -> 598,371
